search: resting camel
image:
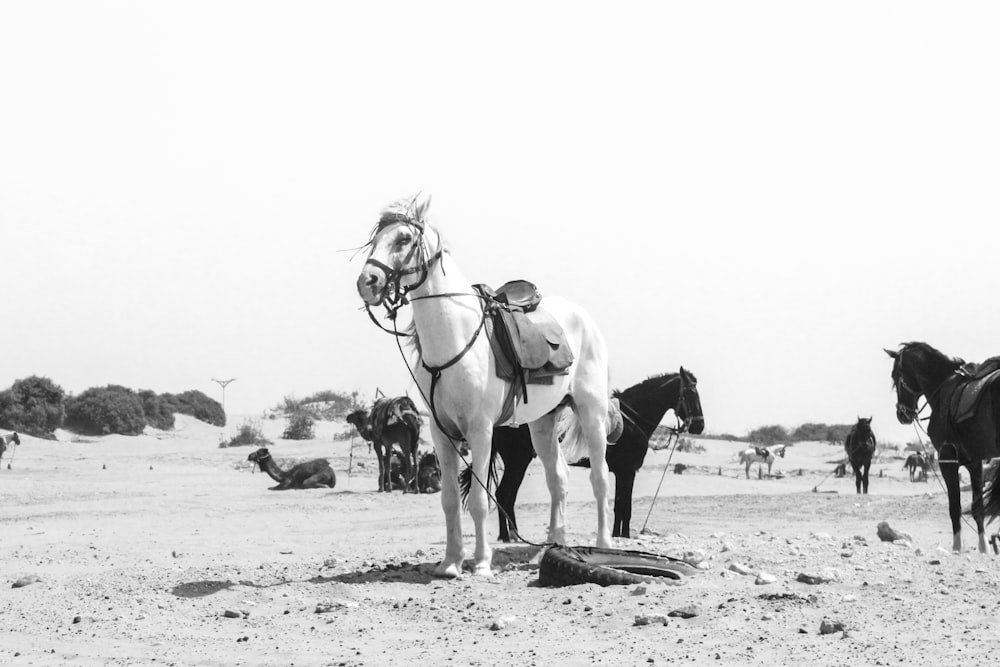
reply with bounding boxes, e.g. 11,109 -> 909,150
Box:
346,396 -> 421,492
247,448 -> 336,490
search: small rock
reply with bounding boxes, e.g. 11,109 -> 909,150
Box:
488,615 -> 517,631
877,521 -> 910,543
681,550 -> 706,566
667,604 -> 701,619
634,614 -> 669,626
796,570 -> 838,585
72,616 -> 82,624
842,595 -> 857,603
754,572 -> 777,585
761,613 -> 774,621
11,576 -> 41,588
840,551 -> 854,559
728,562 -> 754,576
819,618 -> 845,635
929,559 -> 941,565
631,586 -> 648,596
222,610 -> 241,619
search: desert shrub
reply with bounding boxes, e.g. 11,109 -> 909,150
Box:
138,389 -> 175,430
65,385 -> 146,436
282,411 -> 315,440
0,375 -> 66,437
676,437 -> 706,453
220,418 -> 271,448
276,389 -> 363,421
747,424 -> 789,445
162,390 -> 225,427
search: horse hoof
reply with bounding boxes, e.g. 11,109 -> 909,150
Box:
471,562 -> 494,578
434,561 -> 462,579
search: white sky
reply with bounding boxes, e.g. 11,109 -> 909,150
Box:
2,1 -> 998,444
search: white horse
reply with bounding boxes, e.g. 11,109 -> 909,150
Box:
738,444 -> 786,479
356,194 -> 614,578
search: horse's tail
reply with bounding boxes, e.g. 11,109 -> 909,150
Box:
984,458 -> 1000,518
458,443 -> 500,511
557,409 -> 589,465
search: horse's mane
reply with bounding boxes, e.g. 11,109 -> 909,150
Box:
892,341 -> 964,388
613,372 -> 680,400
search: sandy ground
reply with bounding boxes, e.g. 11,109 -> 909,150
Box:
2,415 -> 999,666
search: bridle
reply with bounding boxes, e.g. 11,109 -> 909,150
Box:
619,374 -> 701,440
892,347 -> 952,423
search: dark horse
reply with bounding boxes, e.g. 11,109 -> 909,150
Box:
346,396 -> 422,492
886,342 -> 1000,553
844,417 -> 877,494
464,367 -> 704,541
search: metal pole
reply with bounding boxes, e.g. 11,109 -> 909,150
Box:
211,378 -> 236,415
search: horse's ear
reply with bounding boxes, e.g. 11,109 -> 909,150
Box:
884,348 -> 898,359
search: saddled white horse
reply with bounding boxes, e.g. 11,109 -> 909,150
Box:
738,444 -> 786,479
356,194 -> 614,578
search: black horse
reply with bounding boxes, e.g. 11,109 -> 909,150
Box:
464,367 -> 704,541
886,342 -> 1000,553
844,417 -> 877,494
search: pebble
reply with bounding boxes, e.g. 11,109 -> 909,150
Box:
754,572 -> 777,585
728,562 -> 754,576
667,604 -> 701,619
634,614 -> 669,626
877,521 -> 910,543
819,618 -> 845,635
12,575 -> 42,588
631,586 -> 647,596
223,610 -> 241,619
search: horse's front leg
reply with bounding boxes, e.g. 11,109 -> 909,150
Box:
431,424 -> 466,578
939,457 -> 963,552
464,424 -> 495,576
967,460 -> 988,554
528,415 -> 568,545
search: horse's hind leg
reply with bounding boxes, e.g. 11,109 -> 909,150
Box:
967,460 -> 988,554
862,461 -> 871,494
528,414 -> 568,545
939,457 -> 963,553
496,446 -> 531,543
613,470 -> 636,538
573,396 -> 613,548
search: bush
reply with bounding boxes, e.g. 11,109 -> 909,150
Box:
138,389 -> 175,430
276,389 -> 363,421
65,385 -> 146,436
0,375 -> 66,437
162,390 -> 225,427
220,418 -> 271,448
747,424 -> 789,446
282,411 -> 315,440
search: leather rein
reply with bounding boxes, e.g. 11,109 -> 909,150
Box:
618,375 -> 699,440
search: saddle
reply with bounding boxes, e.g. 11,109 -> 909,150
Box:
474,280 -> 574,424
947,356 -> 1000,424
369,396 -> 420,444
754,446 -> 769,459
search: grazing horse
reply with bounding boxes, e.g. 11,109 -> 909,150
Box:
346,396 -> 422,493
738,444 -> 786,479
0,432 -> 20,468
903,452 -> 929,482
845,417 -> 877,494
357,194 -> 616,577
466,368 -> 704,542
886,342 -> 1000,553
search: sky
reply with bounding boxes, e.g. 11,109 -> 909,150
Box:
2,1 -> 999,444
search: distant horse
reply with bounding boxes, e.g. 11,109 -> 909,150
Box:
845,417 -> 877,494
903,452 -> 929,482
346,396 -> 422,493
465,368 -> 704,541
357,194 -> 617,577
0,432 -> 20,468
834,462 -> 847,478
738,444 -> 786,479
886,342 -> 1000,553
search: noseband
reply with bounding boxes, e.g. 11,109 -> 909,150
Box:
364,220 -> 444,312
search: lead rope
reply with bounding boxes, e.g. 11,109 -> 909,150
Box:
639,422 -> 682,535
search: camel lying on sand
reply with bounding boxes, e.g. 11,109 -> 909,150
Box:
247,448 -> 336,490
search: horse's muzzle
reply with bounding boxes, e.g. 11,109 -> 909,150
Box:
895,404 -> 915,425
357,266 -> 387,306
687,416 -> 705,435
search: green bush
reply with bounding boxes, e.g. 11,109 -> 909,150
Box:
0,375 -> 66,437
282,411 -> 315,440
65,385 -> 146,436
162,390 -> 225,427
138,389 -> 175,430
220,418 -> 271,448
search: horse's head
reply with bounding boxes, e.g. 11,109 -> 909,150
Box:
247,448 -> 270,465
677,367 -> 704,435
855,416 -> 873,439
885,343 -> 962,424
356,193 -> 443,308
774,444 -> 786,458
